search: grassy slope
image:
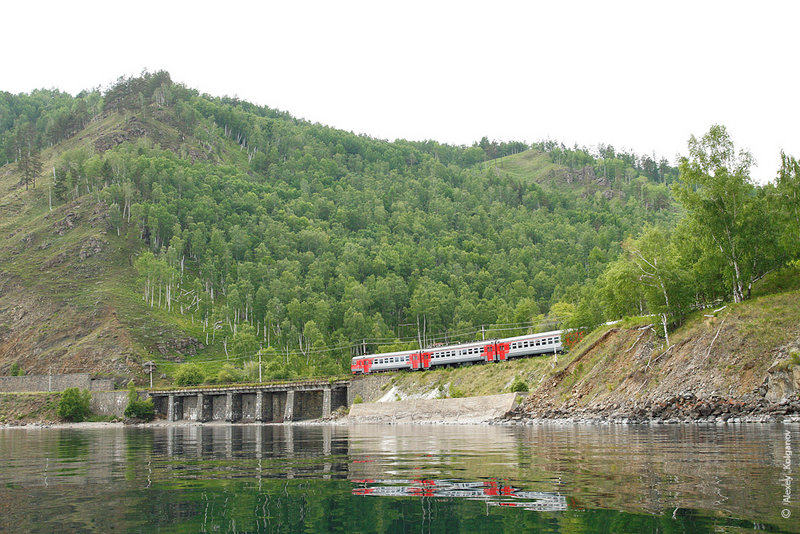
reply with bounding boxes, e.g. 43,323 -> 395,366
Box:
484,149 -> 562,185
0,112 -> 225,384
0,393 -> 61,424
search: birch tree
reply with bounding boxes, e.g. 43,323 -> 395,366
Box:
777,151 -> 800,258
675,125 -> 765,303
624,227 -> 691,346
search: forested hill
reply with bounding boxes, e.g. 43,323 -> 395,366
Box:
0,71 -> 685,383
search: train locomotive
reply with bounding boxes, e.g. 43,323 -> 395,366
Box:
351,330 -> 563,374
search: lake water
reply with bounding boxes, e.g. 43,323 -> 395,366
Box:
0,423 -> 797,533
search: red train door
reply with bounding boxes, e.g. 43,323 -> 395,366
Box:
481,342 -> 510,362
411,352 -> 432,370
351,358 -> 373,374
495,342 -> 510,361
482,343 -> 496,362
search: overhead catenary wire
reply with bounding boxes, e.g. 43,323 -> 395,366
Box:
152,318 -> 567,366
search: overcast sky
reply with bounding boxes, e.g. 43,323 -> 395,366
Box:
3,1 -> 798,182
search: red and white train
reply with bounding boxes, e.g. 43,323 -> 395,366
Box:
351,330 -> 563,374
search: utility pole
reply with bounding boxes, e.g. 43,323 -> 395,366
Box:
144,361 -> 156,388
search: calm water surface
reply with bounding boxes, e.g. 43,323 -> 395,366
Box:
0,423 -> 797,533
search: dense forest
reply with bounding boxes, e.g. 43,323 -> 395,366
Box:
1,71 -> 796,382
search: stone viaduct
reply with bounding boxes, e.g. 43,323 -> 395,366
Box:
148,379 -> 349,423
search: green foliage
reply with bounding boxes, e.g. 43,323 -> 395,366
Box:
2,71 -> 705,381
58,72 -> 677,375
207,363 -> 244,385
587,125 -> 798,349
9,362 -> 22,376
510,378 -> 529,393
57,388 -> 91,422
242,360 -> 262,382
675,125 -> 781,304
353,394 -> 364,404
777,152 -> 800,262
174,363 -> 204,386
124,383 -> 154,421
449,386 -> 466,398
263,360 -> 293,381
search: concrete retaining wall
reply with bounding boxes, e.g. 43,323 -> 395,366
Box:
0,373 -> 114,393
90,391 -> 129,417
347,393 -> 520,423
348,374 -> 393,404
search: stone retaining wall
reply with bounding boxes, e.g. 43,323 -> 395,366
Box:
0,373 -> 114,393
89,391 -> 130,417
348,374 -> 393,404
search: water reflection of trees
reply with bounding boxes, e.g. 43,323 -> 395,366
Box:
0,425 -> 796,532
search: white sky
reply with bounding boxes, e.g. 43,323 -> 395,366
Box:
3,0 -> 798,182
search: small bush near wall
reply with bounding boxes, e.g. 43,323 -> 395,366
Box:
57,388 -> 91,422
174,364 -> 204,386
123,383 -> 154,421
510,379 -> 529,393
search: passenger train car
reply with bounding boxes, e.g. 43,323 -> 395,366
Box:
351,330 -> 563,374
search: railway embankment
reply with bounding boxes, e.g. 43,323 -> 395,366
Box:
503,288 -> 800,424
352,289 -> 800,425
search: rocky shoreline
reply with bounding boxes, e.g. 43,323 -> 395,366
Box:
498,392 -> 800,425
4,393 -> 800,428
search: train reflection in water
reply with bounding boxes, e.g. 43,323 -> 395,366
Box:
351,478 -> 568,511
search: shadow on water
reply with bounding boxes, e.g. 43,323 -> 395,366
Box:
0,423 -> 797,532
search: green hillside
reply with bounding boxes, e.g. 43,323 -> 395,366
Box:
1,71 -> 793,387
